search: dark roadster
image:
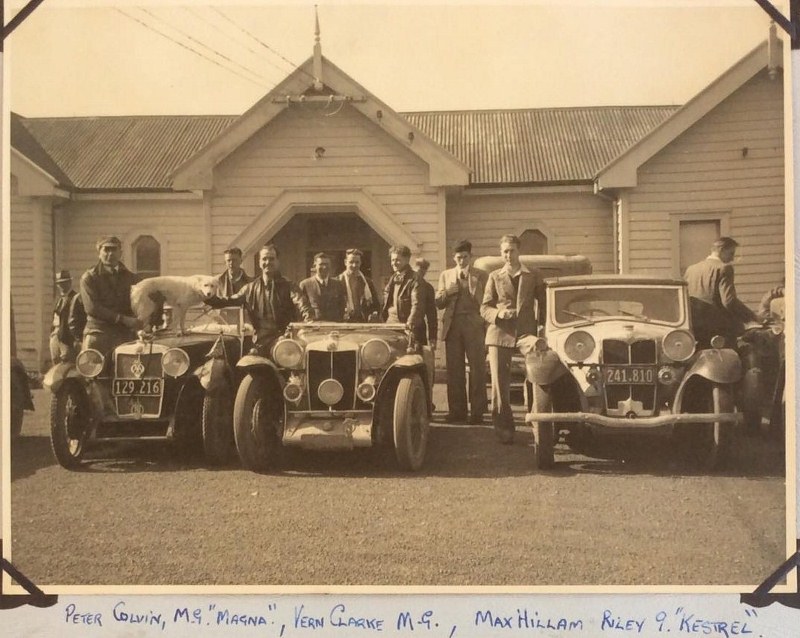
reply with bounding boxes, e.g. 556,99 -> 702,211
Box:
44,305 -> 252,468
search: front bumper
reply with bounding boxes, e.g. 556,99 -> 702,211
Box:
283,411 -> 374,449
524,411 -> 742,429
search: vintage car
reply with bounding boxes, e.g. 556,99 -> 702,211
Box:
472,255 -> 593,407
524,274 -> 743,470
231,321 -> 435,473
44,305 -> 252,469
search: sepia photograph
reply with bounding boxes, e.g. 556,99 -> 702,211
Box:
2,0 -> 794,590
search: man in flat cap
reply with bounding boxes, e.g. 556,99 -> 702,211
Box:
79,236 -> 142,356
413,258 -> 438,349
684,236 -> 757,347
216,247 -> 253,297
436,239 -> 488,424
49,270 -> 82,364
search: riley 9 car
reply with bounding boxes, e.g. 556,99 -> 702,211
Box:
44,305 -> 253,468
523,275 -> 743,471
230,321 -> 435,473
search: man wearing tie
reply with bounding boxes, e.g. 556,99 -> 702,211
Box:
79,236 -> 142,356
481,234 -> 545,444
381,245 -> 422,340
337,248 -> 380,322
436,239 -> 488,424
299,252 -> 347,322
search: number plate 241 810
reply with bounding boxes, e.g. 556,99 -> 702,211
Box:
113,378 -> 163,396
604,366 -> 655,384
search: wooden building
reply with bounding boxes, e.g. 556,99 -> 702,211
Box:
9,31 -> 785,371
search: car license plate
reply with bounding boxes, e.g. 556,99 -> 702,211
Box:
113,378 -> 163,396
604,366 -> 655,384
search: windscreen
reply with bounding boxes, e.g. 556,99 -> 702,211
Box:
553,286 -> 683,326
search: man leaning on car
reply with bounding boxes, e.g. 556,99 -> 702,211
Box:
80,236 -> 142,357
381,244 -> 423,342
481,234 -> 546,444
207,243 -> 312,354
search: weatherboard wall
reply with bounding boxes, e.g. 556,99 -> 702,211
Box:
624,70 -> 784,306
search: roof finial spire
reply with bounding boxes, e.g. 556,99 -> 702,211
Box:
313,5 -> 323,91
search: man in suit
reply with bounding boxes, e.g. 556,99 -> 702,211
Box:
413,258 -> 438,349
684,236 -> 757,347
49,270 -> 82,364
481,234 -> 545,444
299,252 -> 347,322
216,246 -> 252,297
381,245 -> 422,342
436,239 -> 488,424
80,236 -> 142,357
338,248 -> 381,322
208,243 -> 312,355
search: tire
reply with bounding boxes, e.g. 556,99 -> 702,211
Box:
49,381 -> 90,469
740,368 -> 762,433
201,384 -> 234,465
700,384 -> 734,471
530,384 -> 555,470
392,375 -> 429,471
233,374 -> 283,472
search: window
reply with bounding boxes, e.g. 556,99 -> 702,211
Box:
133,235 -> 161,279
519,229 -> 548,254
678,219 -> 720,276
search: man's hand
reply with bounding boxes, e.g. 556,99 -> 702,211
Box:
120,315 -> 142,330
498,308 -> 517,320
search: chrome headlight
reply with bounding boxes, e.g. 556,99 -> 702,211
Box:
272,339 -> 304,369
361,339 -> 391,368
357,376 -> 377,402
76,349 -> 104,378
318,378 -> 344,406
564,330 -> 595,362
662,329 -> 695,362
162,348 -> 190,377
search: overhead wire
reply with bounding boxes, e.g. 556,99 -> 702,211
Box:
136,7 -> 271,85
114,8 -> 266,88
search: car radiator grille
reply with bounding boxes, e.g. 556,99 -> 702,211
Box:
115,353 -> 163,417
307,350 -> 357,411
601,339 -> 657,413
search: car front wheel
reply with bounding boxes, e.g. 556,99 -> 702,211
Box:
392,374 -> 429,471
530,383 -> 555,470
703,384 -> 734,471
233,373 -> 283,472
50,381 -> 91,469
202,383 -> 235,465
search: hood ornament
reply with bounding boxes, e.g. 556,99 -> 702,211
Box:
130,356 -> 145,378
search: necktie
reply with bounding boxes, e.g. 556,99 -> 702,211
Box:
460,271 -> 467,280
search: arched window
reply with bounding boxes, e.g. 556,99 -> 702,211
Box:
133,235 -> 161,279
519,229 -> 548,254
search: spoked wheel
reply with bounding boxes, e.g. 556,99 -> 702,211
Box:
50,381 -> 91,469
233,374 -> 284,472
530,383 -> 555,470
201,382 -> 235,465
392,375 -> 429,471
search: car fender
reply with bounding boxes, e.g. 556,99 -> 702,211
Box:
380,355 -> 432,408
525,349 -> 569,385
194,357 -> 231,393
235,354 -> 284,388
674,348 -> 742,411
43,362 -> 82,393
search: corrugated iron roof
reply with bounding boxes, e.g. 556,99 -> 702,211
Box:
14,106 -> 678,190
404,106 -> 679,184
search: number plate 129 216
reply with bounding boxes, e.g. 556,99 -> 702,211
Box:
113,378 -> 163,396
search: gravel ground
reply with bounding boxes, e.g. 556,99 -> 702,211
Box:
8,387 -> 788,588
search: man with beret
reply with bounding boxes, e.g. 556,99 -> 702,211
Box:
79,236 -> 142,356
216,247 -> 253,297
481,234 -> 545,444
413,258 -> 438,349
684,236 -> 757,347
436,239 -> 488,424
49,270 -> 82,364
299,252 -> 347,322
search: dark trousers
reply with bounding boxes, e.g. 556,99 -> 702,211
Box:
82,326 -> 136,358
445,314 -> 487,419
488,345 -> 516,432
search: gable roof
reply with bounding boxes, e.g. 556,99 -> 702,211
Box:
596,37 -> 781,190
13,105 -> 677,192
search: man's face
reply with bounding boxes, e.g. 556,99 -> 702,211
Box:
225,252 -> 242,275
314,257 -> 331,280
345,253 -> 361,274
500,241 -> 520,267
259,247 -> 279,276
98,244 -> 121,268
390,251 -> 409,273
56,280 -> 72,295
454,251 -> 471,270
